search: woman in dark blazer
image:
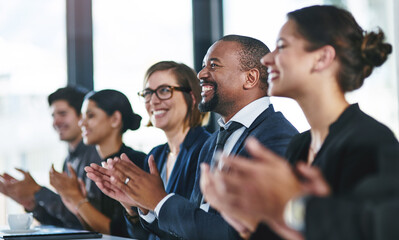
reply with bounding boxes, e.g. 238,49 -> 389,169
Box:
267,5 -> 397,194
199,5 -> 398,239
85,61 -> 210,239
137,61 -> 210,200
125,61 -> 209,239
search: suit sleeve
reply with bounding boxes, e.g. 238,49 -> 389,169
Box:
120,209 -> 150,239
156,195 -> 241,240
32,187 -> 82,229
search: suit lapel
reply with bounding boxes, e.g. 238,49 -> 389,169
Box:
165,148 -> 184,193
192,106 -> 275,206
164,127 -> 198,193
230,106 -> 273,154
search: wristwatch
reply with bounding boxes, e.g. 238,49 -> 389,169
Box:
283,195 -> 309,232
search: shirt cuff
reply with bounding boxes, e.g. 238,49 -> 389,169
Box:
138,209 -> 156,223
154,193 -> 175,217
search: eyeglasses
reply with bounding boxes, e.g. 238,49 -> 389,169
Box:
137,85 -> 191,103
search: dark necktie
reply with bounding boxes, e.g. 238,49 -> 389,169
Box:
215,121 -> 243,152
199,121 -> 243,206
211,121 -> 243,171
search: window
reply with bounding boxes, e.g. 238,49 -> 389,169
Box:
223,0 -> 399,135
223,0 -> 324,132
0,0 -> 66,224
92,0 -> 194,152
344,0 -> 398,137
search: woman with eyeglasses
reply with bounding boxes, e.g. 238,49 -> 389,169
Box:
137,61 -> 209,195
50,89 -> 147,238
86,61 -> 210,239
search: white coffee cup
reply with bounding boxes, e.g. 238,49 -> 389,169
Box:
7,213 -> 33,230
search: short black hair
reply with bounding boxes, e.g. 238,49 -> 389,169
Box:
48,86 -> 89,115
219,35 -> 270,89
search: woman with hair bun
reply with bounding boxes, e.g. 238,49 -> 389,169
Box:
199,5 -> 398,239
50,89 -> 147,238
263,5 -> 397,194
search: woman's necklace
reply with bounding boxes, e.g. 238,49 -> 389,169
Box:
167,151 -> 177,167
168,151 -> 177,158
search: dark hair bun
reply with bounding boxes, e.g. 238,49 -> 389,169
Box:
129,113 -> 142,131
86,89 -> 142,133
361,30 -> 392,78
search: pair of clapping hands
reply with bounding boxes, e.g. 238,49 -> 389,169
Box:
85,154 -> 167,213
200,137 -> 331,240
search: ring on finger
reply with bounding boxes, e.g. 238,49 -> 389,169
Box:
124,177 -> 130,185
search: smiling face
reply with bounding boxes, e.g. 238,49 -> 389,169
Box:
145,70 -> 189,133
197,40 -> 247,117
261,19 -> 316,98
79,100 -> 115,145
50,100 -> 82,145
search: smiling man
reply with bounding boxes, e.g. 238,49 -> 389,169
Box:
84,35 -> 298,239
110,35 -> 298,239
0,86 -> 102,229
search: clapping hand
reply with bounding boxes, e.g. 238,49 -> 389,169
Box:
50,163 -> 86,215
107,154 -> 166,211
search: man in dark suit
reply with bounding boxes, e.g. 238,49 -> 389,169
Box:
86,34 -> 298,239
136,35 -> 297,239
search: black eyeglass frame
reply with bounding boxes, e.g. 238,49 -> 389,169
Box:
137,85 -> 191,103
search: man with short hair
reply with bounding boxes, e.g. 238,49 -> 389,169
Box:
0,86 -> 102,229
88,35 -> 298,239
143,35 -> 297,240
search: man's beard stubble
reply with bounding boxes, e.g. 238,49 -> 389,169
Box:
198,86 -> 219,113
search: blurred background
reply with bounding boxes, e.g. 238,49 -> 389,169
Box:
0,0 -> 398,225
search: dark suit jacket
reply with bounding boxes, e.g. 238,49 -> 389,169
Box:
305,144 -> 399,240
286,104 -> 398,195
146,126 -> 210,198
146,105 -> 298,240
249,104 -> 399,239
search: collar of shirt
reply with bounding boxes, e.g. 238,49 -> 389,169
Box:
68,140 -> 85,157
217,96 -> 270,129
217,97 -> 271,155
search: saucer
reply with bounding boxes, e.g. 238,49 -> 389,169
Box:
0,229 -> 39,234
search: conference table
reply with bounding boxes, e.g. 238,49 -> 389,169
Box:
88,234 -> 132,240
0,225 -> 135,240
